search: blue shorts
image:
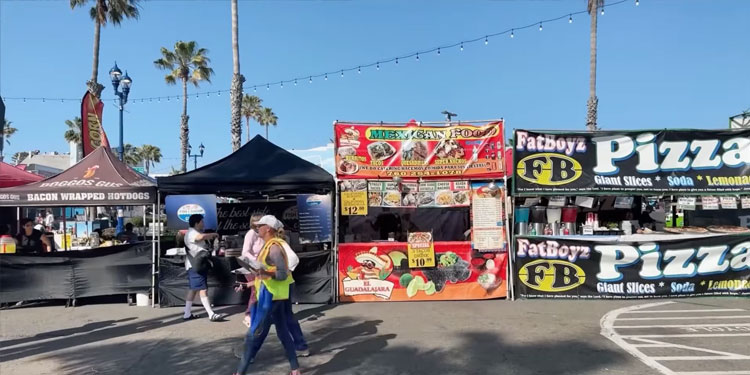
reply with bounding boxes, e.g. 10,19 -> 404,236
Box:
187,268 -> 208,291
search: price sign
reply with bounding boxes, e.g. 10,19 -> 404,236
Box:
341,191 -> 367,216
548,196 -> 567,207
742,197 -> 750,209
678,197 -> 696,210
407,232 -> 435,268
721,196 -> 738,209
701,196 -> 719,210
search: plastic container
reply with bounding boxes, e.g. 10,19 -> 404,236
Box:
136,293 -> 149,306
546,208 -> 562,224
530,206 -> 547,223
0,235 -> 16,254
561,206 -> 578,223
515,207 -> 530,223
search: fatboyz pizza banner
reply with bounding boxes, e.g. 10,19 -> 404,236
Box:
335,121 -> 505,179
513,129 -> 750,194
514,235 -> 750,299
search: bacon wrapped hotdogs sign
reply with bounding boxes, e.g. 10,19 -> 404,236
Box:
334,121 -> 505,179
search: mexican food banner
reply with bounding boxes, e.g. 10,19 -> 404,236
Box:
513,129 -> 750,194
338,242 -> 507,302
514,234 -> 750,299
335,121 -> 505,179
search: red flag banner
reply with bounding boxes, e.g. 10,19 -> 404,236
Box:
80,91 -> 110,157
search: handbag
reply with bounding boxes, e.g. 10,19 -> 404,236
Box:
185,246 -> 214,275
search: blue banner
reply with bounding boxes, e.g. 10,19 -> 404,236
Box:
165,195 -> 218,230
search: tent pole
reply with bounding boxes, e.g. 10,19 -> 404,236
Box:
150,204 -> 156,308
16,207 -> 20,233
156,192 -> 161,306
63,207 -> 68,251
332,185 -> 339,304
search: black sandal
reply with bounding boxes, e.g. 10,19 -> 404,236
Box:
182,314 -> 200,321
210,313 -> 227,322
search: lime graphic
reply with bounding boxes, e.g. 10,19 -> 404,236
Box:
412,275 -> 425,290
406,278 -> 420,298
399,273 -> 414,288
424,281 -> 436,295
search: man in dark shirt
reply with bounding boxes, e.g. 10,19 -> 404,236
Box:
16,218 -> 51,253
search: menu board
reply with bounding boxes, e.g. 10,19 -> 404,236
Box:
470,182 -> 507,252
407,232 -> 436,268
335,121 -> 505,179
367,180 -> 470,208
296,194 -> 332,244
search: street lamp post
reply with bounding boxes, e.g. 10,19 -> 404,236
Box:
109,62 -> 132,161
188,143 -> 205,170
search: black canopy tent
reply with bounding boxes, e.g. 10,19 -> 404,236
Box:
156,135 -> 336,304
0,147 -> 158,306
158,135 -> 334,196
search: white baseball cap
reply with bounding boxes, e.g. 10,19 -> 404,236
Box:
256,215 -> 284,230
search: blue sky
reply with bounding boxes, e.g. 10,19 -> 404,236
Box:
1,0 -> 748,175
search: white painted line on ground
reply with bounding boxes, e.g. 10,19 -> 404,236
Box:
674,372 -> 750,375
628,337 -> 750,358
624,309 -> 746,314
620,333 -> 750,338
652,356 -> 750,361
613,323 -> 750,328
617,315 -> 750,321
601,301 -> 677,375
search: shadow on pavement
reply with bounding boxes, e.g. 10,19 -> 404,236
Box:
0,317 -> 137,348
33,314 -> 628,375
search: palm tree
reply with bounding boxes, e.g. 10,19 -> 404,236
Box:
258,107 -> 278,140
241,94 -> 263,142
122,143 -> 141,166
229,0 -> 245,152
586,0 -> 603,131
12,151 -> 30,165
138,144 -> 162,174
1,119 -> 18,162
154,41 -> 214,172
70,0 -> 140,97
64,117 -> 83,160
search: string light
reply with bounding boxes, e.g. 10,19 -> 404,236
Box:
341,70 -> 344,77
280,82 -> 284,88
266,83 -> 270,90
253,86 -> 257,92
3,1 -> 635,104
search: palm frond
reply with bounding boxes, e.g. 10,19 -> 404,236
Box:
164,75 -> 177,85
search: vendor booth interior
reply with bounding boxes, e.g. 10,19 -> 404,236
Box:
156,135 -> 335,306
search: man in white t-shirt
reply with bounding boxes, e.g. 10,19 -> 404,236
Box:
44,211 -> 55,231
183,214 -> 226,322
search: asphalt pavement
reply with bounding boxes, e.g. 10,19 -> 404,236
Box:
1,297 -> 748,375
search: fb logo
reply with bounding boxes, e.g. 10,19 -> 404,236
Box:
517,153 -> 583,186
519,260 -> 586,292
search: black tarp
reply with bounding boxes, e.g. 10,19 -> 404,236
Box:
157,135 -> 335,197
0,243 -> 152,303
158,250 -> 333,307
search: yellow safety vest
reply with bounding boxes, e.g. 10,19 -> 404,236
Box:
255,238 -> 294,300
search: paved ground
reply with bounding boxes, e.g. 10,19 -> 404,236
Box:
1,297 -> 748,375
602,300 -> 750,375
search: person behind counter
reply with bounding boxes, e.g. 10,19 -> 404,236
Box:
15,218 -> 51,253
116,223 -> 141,243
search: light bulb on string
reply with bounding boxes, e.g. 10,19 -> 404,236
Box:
61,99 -> 64,103
341,70 -> 344,78
42,98 -> 45,103
266,83 -> 270,90
437,47 -> 441,55
167,96 -> 170,102
325,74 -> 328,80
510,29 -> 514,38
23,98 -> 26,103
601,8 -> 604,15
569,14 -> 573,23
218,91 -> 221,96
635,0 -> 639,5
254,86 -> 257,92
396,57 -> 399,65
295,79 -> 298,85
207,92 -> 210,97
416,53 -> 419,61
376,62 -> 380,70
485,36 -> 488,45
196,93 -> 199,100
539,22 -> 543,31
358,66 -> 361,74
309,76 -> 313,83
460,42 -> 464,51
280,82 -> 284,88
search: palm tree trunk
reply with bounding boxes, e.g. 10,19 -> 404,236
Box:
586,1 -> 599,131
145,159 -> 150,175
246,117 -> 251,143
265,125 -> 269,140
229,0 -> 244,152
180,79 -> 190,172
87,18 -> 104,97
